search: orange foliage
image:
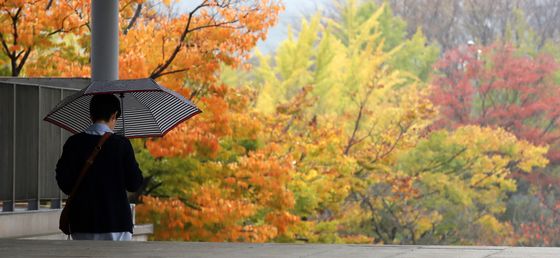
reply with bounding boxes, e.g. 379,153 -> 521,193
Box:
2,0 -> 287,242
146,85 -> 233,158
5,0 -> 283,87
0,0 -> 89,76
136,145 -> 300,242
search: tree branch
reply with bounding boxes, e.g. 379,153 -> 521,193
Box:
149,1 -> 249,79
371,123 -> 410,164
186,19 -> 241,33
149,0 -> 209,79
414,147 -> 468,176
123,2 -> 143,35
46,0 -> 53,10
344,101 -> 365,155
14,48 -> 31,76
154,68 -> 189,78
0,34 -> 13,58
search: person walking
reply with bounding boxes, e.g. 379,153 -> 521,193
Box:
55,94 -> 143,241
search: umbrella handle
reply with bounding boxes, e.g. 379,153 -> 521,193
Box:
119,93 -> 125,137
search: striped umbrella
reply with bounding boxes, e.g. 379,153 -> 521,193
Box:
44,78 -> 201,138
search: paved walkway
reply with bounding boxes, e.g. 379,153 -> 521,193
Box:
1,239 -> 560,257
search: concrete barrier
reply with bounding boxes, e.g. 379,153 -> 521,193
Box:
0,209 -> 153,241
0,210 -> 61,238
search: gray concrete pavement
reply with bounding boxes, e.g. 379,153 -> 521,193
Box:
0,239 -> 559,258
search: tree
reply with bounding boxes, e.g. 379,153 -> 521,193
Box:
252,14 -> 344,114
431,43 -> 560,162
249,1 -> 438,115
0,0 -> 88,76
382,0 -> 560,52
15,0 -> 555,245
134,0 -> 554,245
215,2 -> 438,243
507,182 -> 560,246
3,0 -> 283,90
6,0 -> 288,243
365,126 -> 548,244
136,86 -> 301,242
431,43 -> 560,245
326,0 -> 439,81
240,1 -> 550,245
120,0 -> 283,89
136,144 -> 299,242
256,86 -> 366,243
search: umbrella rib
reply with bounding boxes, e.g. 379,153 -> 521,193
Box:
119,93 -> 126,137
130,92 -> 163,134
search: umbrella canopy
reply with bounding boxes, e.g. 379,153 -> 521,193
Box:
44,78 -> 201,138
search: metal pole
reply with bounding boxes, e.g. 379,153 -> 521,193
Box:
10,84 -> 16,212
54,89 -> 64,209
32,86 -> 41,210
91,0 -> 119,81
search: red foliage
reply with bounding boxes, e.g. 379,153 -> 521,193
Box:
431,43 -> 560,162
431,43 -> 560,245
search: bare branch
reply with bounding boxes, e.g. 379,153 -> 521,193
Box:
371,123 -> 409,163
149,1 -> 250,79
186,19 -> 241,33
154,68 -> 189,78
123,2 -> 143,35
344,101 -> 365,155
13,48 -> 31,76
46,0 -> 53,10
149,0 -> 209,78
0,34 -> 13,58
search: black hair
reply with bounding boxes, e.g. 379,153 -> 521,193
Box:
89,94 -> 121,122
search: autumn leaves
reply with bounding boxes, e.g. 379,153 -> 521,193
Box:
135,1 -> 553,244
1,0 -> 559,245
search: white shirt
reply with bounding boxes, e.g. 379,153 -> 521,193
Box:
84,122 -> 114,136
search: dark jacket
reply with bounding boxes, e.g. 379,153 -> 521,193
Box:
56,132 -> 143,233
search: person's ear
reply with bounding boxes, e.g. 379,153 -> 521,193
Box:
110,112 -> 118,121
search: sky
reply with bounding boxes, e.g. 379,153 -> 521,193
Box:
177,0 -> 331,53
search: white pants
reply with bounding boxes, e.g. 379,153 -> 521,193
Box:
71,232 -> 132,241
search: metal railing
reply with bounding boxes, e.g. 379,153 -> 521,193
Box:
0,78 -> 89,212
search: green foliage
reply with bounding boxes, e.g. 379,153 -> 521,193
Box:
137,0 -> 554,246
390,29 -> 439,81
133,139 -> 203,198
0,53 -> 9,75
503,9 -> 539,56
247,1 -> 438,117
328,0 -> 438,81
207,0 -> 551,245
253,15 -> 342,113
355,126 -> 548,244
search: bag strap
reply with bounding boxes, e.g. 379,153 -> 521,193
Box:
65,132 -> 112,206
